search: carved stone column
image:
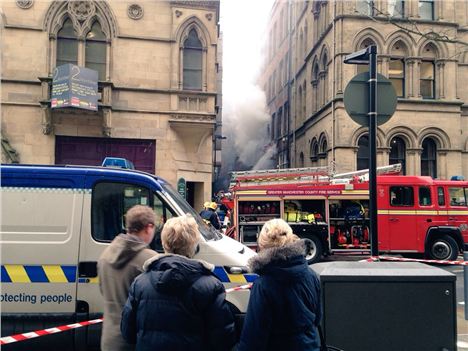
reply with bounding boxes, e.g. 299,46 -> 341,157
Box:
415,59 -> 421,98
380,56 -> 389,77
102,108 -> 112,137
436,60 -> 445,99
40,103 -> 53,135
406,59 -> 415,98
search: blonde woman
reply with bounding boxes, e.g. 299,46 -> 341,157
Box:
121,214 -> 236,351
238,218 -> 322,351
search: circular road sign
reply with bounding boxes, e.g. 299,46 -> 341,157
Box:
343,72 -> 397,126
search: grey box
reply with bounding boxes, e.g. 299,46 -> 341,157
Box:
311,262 -> 456,351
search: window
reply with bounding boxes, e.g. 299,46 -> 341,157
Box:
390,186 -> 414,206
152,193 -> 176,252
183,29 -> 203,90
419,0 -> 434,20
420,61 -> 435,99
419,187 -> 432,206
92,182 -> 151,242
448,187 -> 468,207
310,140 -> 318,161
357,135 -> 369,170
299,152 -> 305,167
438,187 -> 445,206
388,0 -> 404,17
421,138 -> 437,178
389,59 -> 405,97
356,0 -> 374,16
56,18 -> 107,81
389,136 -> 406,175
85,21 -> 107,80
57,18 -> 78,67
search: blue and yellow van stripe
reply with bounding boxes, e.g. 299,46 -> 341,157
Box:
1,265 -> 258,284
213,266 -> 258,284
1,265 -> 76,283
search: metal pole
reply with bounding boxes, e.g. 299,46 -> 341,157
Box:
464,251 -> 468,319
368,45 -> 379,257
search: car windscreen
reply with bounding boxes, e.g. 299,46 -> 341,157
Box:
160,182 -> 221,241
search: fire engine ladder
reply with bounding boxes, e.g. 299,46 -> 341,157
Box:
230,165 -> 333,187
330,163 -> 402,184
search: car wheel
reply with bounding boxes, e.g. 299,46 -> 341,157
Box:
304,236 -> 323,264
428,235 -> 458,261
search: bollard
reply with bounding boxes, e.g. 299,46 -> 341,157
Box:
464,251 -> 468,320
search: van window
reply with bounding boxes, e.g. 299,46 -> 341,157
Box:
449,187 -> 468,206
92,182 -> 150,241
419,187 -> 432,206
160,182 -> 219,241
390,186 -> 414,206
152,193 -> 176,252
437,187 -> 445,206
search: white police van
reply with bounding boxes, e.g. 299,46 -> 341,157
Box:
1,164 -> 256,350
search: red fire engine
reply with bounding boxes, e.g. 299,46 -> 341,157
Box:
221,164 -> 468,263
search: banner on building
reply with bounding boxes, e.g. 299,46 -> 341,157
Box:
51,64 -> 98,111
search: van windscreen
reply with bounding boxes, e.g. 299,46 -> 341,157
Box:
161,183 -> 220,241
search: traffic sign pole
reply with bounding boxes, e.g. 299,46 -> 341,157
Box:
368,46 -> 379,257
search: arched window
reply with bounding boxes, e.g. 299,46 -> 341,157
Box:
320,139 -> 328,157
357,134 -> 369,170
421,138 -> 437,178
322,53 -> 328,105
56,17 -> 108,81
389,40 -> 408,98
420,43 -> 437,99
312,63 -> 319,112
85,21 -> 107,80
183,29 -> 203,90
310,139 -> 319,162
299,152 -> 305,167
357,38 -> 376,74
57,18 -> 78,67
389,136 -> 406,174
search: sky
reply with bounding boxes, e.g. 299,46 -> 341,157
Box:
217,0 -> 275,189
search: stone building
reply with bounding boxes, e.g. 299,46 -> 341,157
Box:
1,0 -> 221,208
263,0 -> 468,179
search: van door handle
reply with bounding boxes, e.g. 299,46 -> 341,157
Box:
426,218 -> 432,222
78,261 -> 98,278
389,218 -> 399,222
448,217 -> 456,221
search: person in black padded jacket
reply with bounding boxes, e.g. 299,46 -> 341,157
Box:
121,214 -> 236,351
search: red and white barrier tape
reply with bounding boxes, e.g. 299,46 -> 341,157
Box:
0,318 -> 103,345
225,283 -> 252,293
360,255 -> 468,265
0,283 -> 253,345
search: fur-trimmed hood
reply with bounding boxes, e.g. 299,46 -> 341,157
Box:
248,239 -> 308,275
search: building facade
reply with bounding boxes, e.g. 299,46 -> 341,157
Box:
263,0 -> 468,179
1,0 -> 221,208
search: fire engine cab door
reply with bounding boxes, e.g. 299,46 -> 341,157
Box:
387,185 -> 418,251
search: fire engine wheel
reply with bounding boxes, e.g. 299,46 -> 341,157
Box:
428,235 -> 459,261
304,236 -> 323,264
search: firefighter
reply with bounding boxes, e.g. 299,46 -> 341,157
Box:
200,201 -> 222,230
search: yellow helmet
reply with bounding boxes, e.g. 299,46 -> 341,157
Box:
209,202 -> 218,210
203,201 -> 210,209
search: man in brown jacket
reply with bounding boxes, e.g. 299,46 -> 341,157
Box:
98,205 -> 158,351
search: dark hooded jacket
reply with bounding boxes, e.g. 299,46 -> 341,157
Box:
98,234 -> 157,351
121,254 -> 236,351
237,240 -> 322,351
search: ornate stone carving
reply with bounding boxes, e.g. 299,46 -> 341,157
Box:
40,103 -> 53,135
175,10 -> 183,17
205,13 -> 212,21
128,4 -> 144,20
16,0 -> 33,9
68,1 -> 96,22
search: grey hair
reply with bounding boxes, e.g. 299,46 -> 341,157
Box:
161,214 -> 201,258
